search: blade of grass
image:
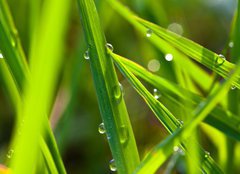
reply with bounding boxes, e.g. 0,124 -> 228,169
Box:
9,0 -> 71,173
117,55 -> 240,140
106,0 -> 215,93
132,58 -> 240,174
0,0 -> 68,173
77,0 -> 140,173
110,52 -> 223,173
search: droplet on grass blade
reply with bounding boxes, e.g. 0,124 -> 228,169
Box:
165,53 -> 173,61
84,49 -> 90,60
113,83 -> 124,103
215,54 -> 226,67
146,29 -> 153,38
153,88 -> 161,99
6,149 -> 14,159
167,23 -> 184,36
228,41 -> 234,48
109,159 -> 117,172
204,151 -> 210,158
231,85 -> 236,90
10,29 -> 19,48
106,43 -> 114,52
98,123 -> 106,134
119,125 -> 129,144
0,52 -> 3,59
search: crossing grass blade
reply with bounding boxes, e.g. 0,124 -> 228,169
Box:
77,0 -> 140,173
132,58 -> 240,174
110,52 -> 223,173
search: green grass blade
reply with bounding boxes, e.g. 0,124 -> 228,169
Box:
10,0 -> 71,173
106,0 -> 215,93
133,58 -> 240,174
117,55 -> 240,140
77,0 -> 140,173
110,52 -> 223,173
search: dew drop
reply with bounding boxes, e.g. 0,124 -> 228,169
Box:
84,49 -> 90,60
109,159 -> 117,172
106,43 -> 114,52
215,54 -> 226,67
165,53 -> 173,61
231,85 -> 236,90
146,29 -> 153,38
167,23 -> 183,36
148,59 -> 160,72
0,52 -> 3,59
98,123 -> 106,134
113,83 -> 124,103
153,88 -> 161,99
119,125 -> 129,144
6,149 -> 14,159
229,41 -> 234,48
10,29 -> 18,48
173,146 -> 180,152
204,151 -> 210,158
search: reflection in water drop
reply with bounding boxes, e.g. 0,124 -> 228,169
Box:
98,123 -> 106,134
106,43 -> 114,52
215,54 -> 226,67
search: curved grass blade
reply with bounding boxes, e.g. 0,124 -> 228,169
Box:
106,0 -> 215,93
133,58 -> 240,174
117,55 -> 240,141
110,52 -> 223,173
77,0 -> 140,173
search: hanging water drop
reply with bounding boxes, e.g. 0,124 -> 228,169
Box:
146,29 -> 153,38
153,88 -> 161,99
215,54 -> 226,67
204,151 -> 210,158
106,43 -> 114,52
98,123 -> 106,134
229,41 -> 234,48
109,159 -> 117,172
165,53 -> 173,61
113,83 -> 124,103
6,149 -> 14,159
119,125 -> 129,144
231,84 -> 236,90
0,52 -> 3,59
10,29 -> 18,48
84,49 -> 90,60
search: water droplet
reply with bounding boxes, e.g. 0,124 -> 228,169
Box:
119,125 -> 129,144
173,146 -> 180,152
148,59 -> 160,72
165,53 -> 173,61
167,23 -> 183,36
229,41 -> 234,48
153,88 -> 161,99
146,29 -> 153,38
84,49 -> 90,60
109,159 -> 117,172
106,43 -> 114,52
231,84 -> 236,90
215,54 -> 226,67
98,123 -> 106,134
10,29 -> 18,48
113,83 -> 124,103
0,52 -> 3,59
204,151 -> 210,158
6,149 -> 14,159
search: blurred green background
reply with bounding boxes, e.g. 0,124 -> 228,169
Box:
0,0 -> 238,173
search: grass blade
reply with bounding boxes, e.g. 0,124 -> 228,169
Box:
110,52 -> 223,173
77,0 -> 140,173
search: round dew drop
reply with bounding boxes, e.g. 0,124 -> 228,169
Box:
119,125 -> 129,144
229,41 -> 234,48
6,149 -> 14,159
84,49 -> 90,60
204,151 -> 210,158
165,53 -> 173,61
215,54 -> 226,67
146,29 -> 153,38
109,159 -> 117,172
98,123 -> 106,134
106,43 -> 114,52
153,88 -> 161,99
113,83 -> 124,104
